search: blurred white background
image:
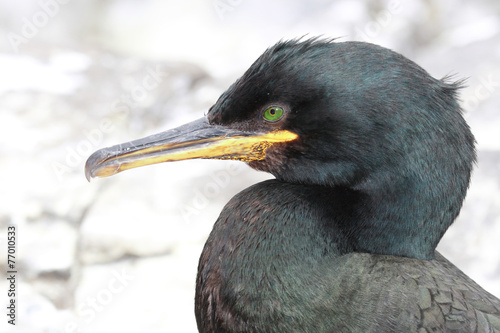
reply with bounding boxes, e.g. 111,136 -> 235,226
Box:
1,0 -> 499,332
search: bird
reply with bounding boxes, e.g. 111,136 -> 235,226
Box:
85,38 -> 500,332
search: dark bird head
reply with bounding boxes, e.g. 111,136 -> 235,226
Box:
85,38 -> 476,260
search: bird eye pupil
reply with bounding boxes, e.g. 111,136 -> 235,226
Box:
270,109 -> 276,115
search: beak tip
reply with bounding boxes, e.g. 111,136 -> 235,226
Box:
84,161 -> 95,182
84,169 -> 92,182
85,149 -> 108,182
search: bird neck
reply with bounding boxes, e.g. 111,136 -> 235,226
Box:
271,137 -> 472,260
336,167 -> 468,259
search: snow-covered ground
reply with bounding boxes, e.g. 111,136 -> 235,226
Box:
1,1 -> 500,332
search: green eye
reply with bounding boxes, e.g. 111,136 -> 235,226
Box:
263,106 -> 284,122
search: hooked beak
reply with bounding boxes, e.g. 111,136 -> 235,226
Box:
85,117 -> 298,181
